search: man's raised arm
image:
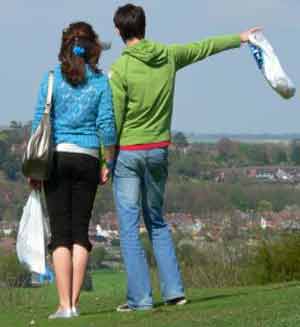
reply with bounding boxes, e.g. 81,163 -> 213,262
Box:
169,27 -> 261,71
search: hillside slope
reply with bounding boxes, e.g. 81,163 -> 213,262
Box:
1,271 -> 300,327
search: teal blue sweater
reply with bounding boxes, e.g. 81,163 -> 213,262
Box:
32,65 -> 117,148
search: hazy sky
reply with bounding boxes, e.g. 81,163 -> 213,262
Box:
1,0 -> 299,133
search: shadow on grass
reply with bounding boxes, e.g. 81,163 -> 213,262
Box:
186,282 -> 300,306
153,292 -> 248,310
79,308 -> 117,316
162,282 -> 300,308
189,292 -> 250,305
260,282 -> 300,292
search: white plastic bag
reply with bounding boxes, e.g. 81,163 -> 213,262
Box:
249,32 -> 296,99
16,190 -> 49,274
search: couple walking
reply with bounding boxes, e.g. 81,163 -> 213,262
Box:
29,3 -> 259,319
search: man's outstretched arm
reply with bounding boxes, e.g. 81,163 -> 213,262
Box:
169,27 -> 261,71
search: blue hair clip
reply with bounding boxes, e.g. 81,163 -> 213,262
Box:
73,45 -> 86,57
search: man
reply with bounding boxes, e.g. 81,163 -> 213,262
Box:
109,3 -> 260,311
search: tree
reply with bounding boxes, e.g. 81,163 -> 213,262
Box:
273,147 -> 288,164
246,144 -> 272,165
257,200 -> 273,213
89,246 -> 107,270
9,121 -> 22,129
2,158 -> 20,181
173,132 -> 188,150
291,140 -> 300,165
0,140 -> 9,165
217,138 -> 238,161
82,269 -> 93,291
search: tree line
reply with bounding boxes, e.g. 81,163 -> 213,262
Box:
2,128 -> 300,223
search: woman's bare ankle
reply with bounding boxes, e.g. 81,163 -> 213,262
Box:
59,303 -> 72,311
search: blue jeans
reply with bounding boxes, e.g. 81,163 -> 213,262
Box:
113,148 -> 184,310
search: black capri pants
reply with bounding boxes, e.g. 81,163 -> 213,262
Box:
44,152 -> 99,253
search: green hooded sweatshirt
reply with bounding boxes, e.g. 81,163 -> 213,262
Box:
109,34 -> 241,146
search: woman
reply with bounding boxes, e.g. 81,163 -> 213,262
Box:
30,22 -> 116,319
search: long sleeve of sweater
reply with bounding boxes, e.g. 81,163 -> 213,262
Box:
168,34 -> 241,71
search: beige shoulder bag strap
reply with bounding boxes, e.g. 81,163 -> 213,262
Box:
44,71 -> 54,115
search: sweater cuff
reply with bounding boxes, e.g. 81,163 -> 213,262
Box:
226,34 -> 242,48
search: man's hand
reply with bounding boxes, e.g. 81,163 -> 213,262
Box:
99,166 -> 111,185
240,27 -> 262,43
28,178 -> 42,190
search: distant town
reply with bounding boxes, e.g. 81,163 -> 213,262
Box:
3,123 -> 300,269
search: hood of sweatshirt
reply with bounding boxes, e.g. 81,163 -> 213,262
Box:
122,39 -> 168,67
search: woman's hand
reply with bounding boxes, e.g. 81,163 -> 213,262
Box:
99,157 -> 115,185
240,27 -> 263,43
99,166 -> 111,185
28,178 -> 42,190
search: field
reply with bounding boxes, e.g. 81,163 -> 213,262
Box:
1,271 -> 300,327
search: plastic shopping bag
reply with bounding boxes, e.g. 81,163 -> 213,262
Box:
248,32 -> 296,99
16,190 -> 49,274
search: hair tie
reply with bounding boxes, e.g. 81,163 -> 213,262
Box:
73,45 -> 86,57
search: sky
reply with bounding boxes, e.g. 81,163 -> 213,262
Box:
1,0 -> 299,134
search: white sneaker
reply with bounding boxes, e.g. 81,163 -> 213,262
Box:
116,303 -> 134,312
166,297 -> 188,306
72,307 -> 80,317
48,308 -> 73,319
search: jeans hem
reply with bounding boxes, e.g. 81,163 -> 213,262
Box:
127,302 -> 153,311
164,293 -> 185,302
130,305 -> 153,311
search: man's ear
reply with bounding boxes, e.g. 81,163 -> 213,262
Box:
115,28 -> 120,36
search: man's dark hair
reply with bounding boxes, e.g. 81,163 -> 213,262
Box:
113,4 -> 146,43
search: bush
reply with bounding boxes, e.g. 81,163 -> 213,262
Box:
257,200 -> 273,213
89,246 -> 107,270
172,232 -> 300,288
140,232 -> 253,288
82,269 -> 93,292
111,239 -> 120,247
117,230 -> 300,289
252,233 -> 300,284
175,238 -> 253,288
0,251 -> 31,288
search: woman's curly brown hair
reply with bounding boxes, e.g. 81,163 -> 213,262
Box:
59,22 -> 102,86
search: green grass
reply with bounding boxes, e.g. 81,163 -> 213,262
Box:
1,271 -> 300,327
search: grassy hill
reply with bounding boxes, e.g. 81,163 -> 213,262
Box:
1,271 -> 300,327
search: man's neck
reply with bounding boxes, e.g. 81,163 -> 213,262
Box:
126,38 -> 143,47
